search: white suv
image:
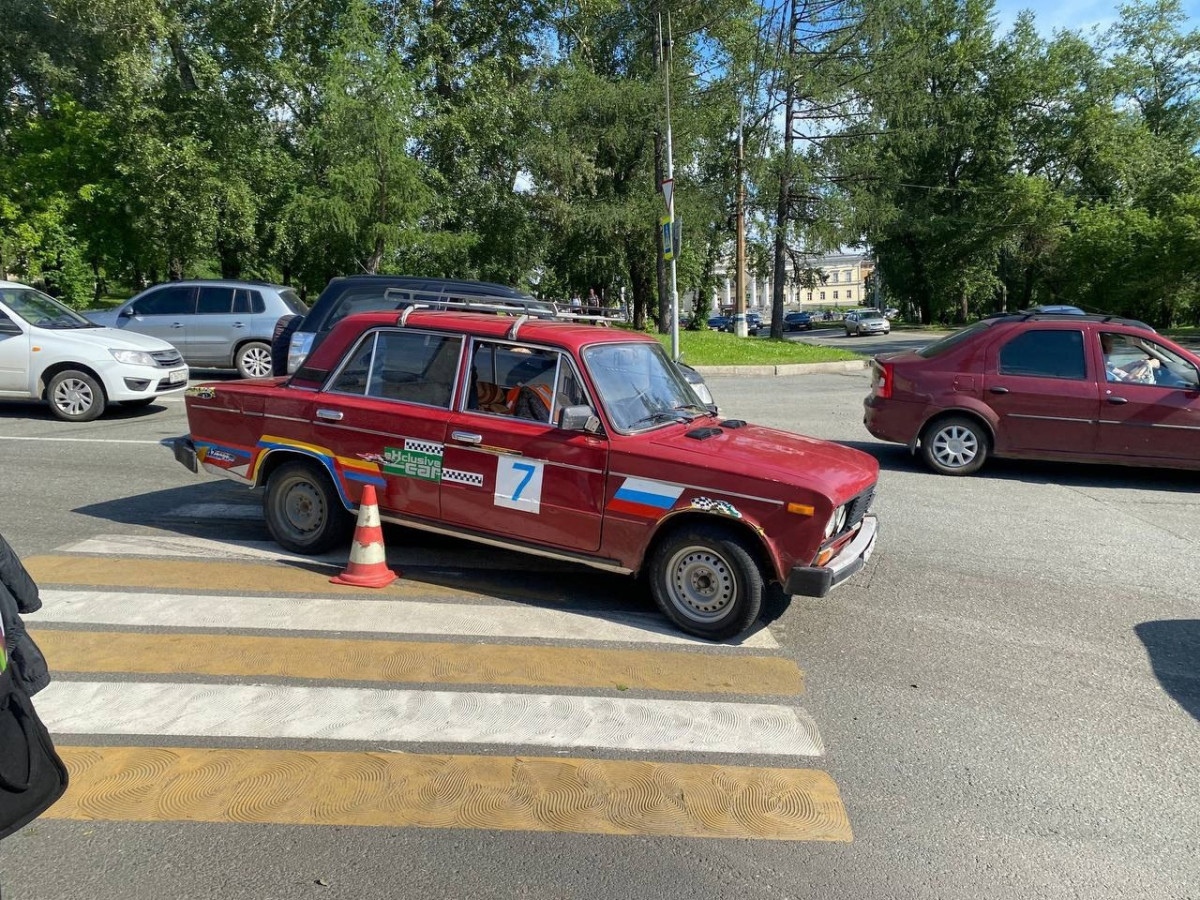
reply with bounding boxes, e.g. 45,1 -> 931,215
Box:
0,281 -> 189,421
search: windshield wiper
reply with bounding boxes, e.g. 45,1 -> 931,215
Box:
673,403 -> 712,417
629,410 -> 691,429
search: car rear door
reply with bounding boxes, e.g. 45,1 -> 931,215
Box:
190,285 -> 240,366
440,338 -> 607,553
1093,331 -> 1200,464
982,327 -> 1099,454
311,327 -> 464,521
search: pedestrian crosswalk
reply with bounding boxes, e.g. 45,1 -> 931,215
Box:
23,535 -> 853,841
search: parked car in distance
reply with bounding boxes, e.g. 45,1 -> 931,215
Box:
86,280 -> 307,378
844,309 -> 891,336
883,307 -> 900,320
784,311 -> 815,332
171,308 -> 879,640
0,281 -> 188,421
864,312 -> 1200,475
1024,304 -> 1085,315
707,314 -> 730,331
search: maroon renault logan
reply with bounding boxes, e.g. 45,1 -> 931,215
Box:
864,313 -> 1200,475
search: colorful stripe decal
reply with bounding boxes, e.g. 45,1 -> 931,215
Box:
607,477 -> 685,519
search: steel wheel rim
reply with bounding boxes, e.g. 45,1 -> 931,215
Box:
242,346 -> 272,378
53,378 -> 94,416
932,425 -> 979,469
279,478 -> 326,539
666,546 -> 736,622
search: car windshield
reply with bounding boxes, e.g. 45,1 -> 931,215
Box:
860,312 -> 885,321
0,288 -> 98,329
918,320 -> 994,358
583,341 -> 708,432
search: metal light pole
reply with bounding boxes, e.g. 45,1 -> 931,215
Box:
660,12 -> 681,361
734,101 -> 748,338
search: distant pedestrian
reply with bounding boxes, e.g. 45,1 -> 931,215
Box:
569,294 -> 582,313
586,288 -> 601,315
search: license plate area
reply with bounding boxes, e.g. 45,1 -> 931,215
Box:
167,368 -> 188,385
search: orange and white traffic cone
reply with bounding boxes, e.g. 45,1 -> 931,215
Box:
330,484 -> 398,588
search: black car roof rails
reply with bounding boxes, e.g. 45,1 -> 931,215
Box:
393,293 -> 622,329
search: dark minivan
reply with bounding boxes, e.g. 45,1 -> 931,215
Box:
271,276 -> 548,376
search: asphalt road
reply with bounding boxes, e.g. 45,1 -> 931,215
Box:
0,373 -> 1197,900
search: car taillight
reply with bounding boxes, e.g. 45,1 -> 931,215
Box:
874,361 -> 894,398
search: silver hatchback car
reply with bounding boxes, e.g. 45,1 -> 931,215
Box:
87,280 -> 308,378
844,309 -> 891,336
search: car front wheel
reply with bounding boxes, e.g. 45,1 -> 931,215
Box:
921,415 -> 990,476
264,460 -> 354,554
236,341 -> 274,379
47,369 -> 106,422
648,523 -> 764,640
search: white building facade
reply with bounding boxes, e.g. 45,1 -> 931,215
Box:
709,251 -> 874,314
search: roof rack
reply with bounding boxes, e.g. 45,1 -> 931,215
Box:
390,292 -> 624,330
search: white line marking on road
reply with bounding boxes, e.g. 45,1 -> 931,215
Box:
0,435 -> 163,445
58,535 -> 579,571
36,681 -> 821,756
37,589 -> 780,649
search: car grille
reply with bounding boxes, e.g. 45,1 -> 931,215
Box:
844,484 -> 875,532
151,349 -> 184,368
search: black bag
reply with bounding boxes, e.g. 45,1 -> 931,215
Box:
0,649 -> 69,841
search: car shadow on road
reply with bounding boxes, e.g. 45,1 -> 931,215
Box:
0,399 -> 170,421
1135,620 -> 1200,722
72,480 -> 777,647
839,439 -> 1200,492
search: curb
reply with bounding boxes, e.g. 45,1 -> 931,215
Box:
693,360 -> 868,377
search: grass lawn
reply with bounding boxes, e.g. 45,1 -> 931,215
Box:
649,328 -> 863,366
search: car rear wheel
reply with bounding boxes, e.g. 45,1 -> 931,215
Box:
236,341 -> 273,379
921,415 -> 989,476
648,523 -> 764,640
264,460 -> 354,554
47,369 -> 106,422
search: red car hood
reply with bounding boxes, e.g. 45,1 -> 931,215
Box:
649,421 -> 878,498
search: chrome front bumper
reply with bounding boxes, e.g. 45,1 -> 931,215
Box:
784,515 -> 878,597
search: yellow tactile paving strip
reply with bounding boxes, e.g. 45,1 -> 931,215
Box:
47,746 -> 852,841
23,556 -> 463,598
30,629 -> 803,696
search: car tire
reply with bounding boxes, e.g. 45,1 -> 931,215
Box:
920,415 -> 990,476
264,460 -> 354,554
648,523 -> 764,640
47,369 -> 106,422
236,341 -> 274,379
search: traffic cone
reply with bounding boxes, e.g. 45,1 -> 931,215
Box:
330,484 -> 398,588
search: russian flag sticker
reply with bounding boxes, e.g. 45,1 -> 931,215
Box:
607,477 -> 685,518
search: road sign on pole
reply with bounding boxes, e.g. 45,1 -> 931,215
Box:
660,216 -> 673,261
661,178 -> 674,218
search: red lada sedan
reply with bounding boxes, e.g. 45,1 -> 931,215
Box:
170,307 -> 879,640
864,313 -> 1200,475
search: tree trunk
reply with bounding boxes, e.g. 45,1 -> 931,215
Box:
365,235 -> 385,274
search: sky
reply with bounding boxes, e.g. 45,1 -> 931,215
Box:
993,0 -> 1200,35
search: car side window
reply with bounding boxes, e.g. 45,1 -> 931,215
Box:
466,341 -> 583,425
998,330 -> 1086,379
196,286 -> 235,314
131,285 -> 194,316
1101,331 -> 1200,388
329,329 -> 462,408
233,289 -> 265,314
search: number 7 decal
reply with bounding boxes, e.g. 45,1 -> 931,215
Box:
495,458 -> 544,514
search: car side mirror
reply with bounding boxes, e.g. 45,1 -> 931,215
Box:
559,404 -> 602,434
0,316 -> 22,335
119,307 -> 135,318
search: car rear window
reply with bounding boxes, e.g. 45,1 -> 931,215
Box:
998,329 -> 1086,379
279,289 -> 308,315
918,321 -> 994,358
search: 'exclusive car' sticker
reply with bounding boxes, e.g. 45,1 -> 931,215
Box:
383,440 -> 444,483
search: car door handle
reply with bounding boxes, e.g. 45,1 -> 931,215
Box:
315,409 -> 344,421
232,322 -> 246,328
171,322 -> 184,329
451,431 -> 482,445
1106,395 -> 1128,405
988,386 -> 1009,394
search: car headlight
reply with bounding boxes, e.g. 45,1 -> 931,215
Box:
110,348 -> 158,367
824,505 -> 847,539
